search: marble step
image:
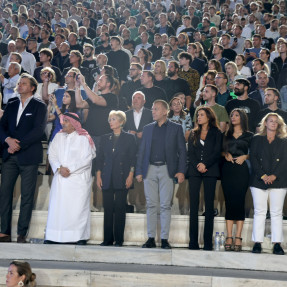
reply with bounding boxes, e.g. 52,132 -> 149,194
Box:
9,210 -> 283,251
1,260 -> 287,287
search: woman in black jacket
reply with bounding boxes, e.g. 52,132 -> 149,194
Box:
188,106 -> 223,250
250,113 -> 287,255
96,110 -> 137,247
221,109 -> 253,252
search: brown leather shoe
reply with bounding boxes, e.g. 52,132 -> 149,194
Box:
17,235 -> 27,243
0,235 -> 11,242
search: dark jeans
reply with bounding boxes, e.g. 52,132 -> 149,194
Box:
189,176 -> 217,249
102,188 -> 128,244
0,155 -> 38,236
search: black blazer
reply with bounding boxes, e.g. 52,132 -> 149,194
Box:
250,135 -> 287,190
124,108 -> 153,146
187,127 -> 223,177
0,97 -> 47,165
96,131 -> 137,190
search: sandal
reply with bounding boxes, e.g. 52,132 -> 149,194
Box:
234,237 -> 242,252
224,237 -> 233,251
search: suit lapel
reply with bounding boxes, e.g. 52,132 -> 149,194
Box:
17,98 -> 34,128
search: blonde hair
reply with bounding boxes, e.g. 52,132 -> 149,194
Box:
225,61 -> 239,76
154,60 -> 166,77
109,110 -> 126,126
41,67 -> 56,83
257,113 -> 287,138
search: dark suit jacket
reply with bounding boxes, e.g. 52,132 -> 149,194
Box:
250,135 -> 287,189
0,97 -> 47,165
96,131 -> 137,190
248,90 -> 267,109
124,108 -> 153,133
136,120 -> 187,179
247,75 -> 276,93
187,127 -> 223,177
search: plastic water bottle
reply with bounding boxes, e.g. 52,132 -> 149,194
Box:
214,232 -> 220,251
220,232 -> 225,250
29,238 -> 45,244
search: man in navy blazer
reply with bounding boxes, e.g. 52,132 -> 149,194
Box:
0,73 -> 47,243
124,91 -> 153,213
136,100 -> 187,249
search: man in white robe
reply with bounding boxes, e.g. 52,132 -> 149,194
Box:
45,112 -> 96,245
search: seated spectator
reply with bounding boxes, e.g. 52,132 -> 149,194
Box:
51,42 -> 70,72
225,61 -> 242,92
235,54 -> 251,78
215,72 -> 233,106
273,41 -> 287,72
36,67 -> 58,101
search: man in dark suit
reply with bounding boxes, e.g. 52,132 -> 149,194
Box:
124,91 -> 153,213
0,74 -> 47,243
136,100 -> 186,249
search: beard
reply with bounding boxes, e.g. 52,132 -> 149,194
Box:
167,70 -> 176,77
234,88 -> 245,96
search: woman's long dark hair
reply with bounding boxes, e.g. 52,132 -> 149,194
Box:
223,108 -> 249,152
191,106 -> 219,145
168,97 -> 187,119
61,90 -> 77,114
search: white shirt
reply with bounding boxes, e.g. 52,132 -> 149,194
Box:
265,29 -> 280,40
16,95 -> 34,125
133,107 -> 143,130
134,43 -> 152,56
2,74 -> 20,104
20,50 -> 36,75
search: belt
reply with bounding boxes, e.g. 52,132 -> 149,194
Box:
150,161 -> 166,166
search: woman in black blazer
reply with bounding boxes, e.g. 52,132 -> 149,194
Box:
96,110 -> 137,247
188,106 -> 223,250
250,113 -> 287,255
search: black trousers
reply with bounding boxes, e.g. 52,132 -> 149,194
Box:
0,155 -> 38,236
102,188 -> 128,244
189,176 -> 217,249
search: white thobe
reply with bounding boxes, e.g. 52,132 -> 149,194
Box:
46,131 -> 96,242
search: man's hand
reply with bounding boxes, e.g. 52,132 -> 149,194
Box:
136,175 -> 143,182
136,132 -> 143,139
0,74 -> 4,83
125,174 -> 133,189
128,130 -> 137,135
175,172 -> 185,184
59,166 -> 70,177
7,147 -> 15,154
77,73 -> 86,86
6,137 -> 21,152
197,163 -> 207,173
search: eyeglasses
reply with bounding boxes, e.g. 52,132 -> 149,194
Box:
215,76 -> 225,79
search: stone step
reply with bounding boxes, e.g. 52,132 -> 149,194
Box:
1,259 -> 287,287
9,210 -> 283,251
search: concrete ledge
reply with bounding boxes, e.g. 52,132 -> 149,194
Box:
0,243 -> 286,273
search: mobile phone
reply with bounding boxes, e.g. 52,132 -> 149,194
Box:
234,38 -> 237,42
245,49 -> 250,53
76,74 -> 80,80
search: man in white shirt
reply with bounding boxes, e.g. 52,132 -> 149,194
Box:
265,19 -> 280,40
15,37 -> 36,75
0,62 -> 21,107
18,14 -> 28,39
134,32 -> 152,55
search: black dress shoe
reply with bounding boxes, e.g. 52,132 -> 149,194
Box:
273,243 -> 285,255
114,242 -> 123,247
0,235 -> 11,242
100,241 -> 113,246
252,242 -> 262,253
17,235 -> 27,243
142,237 -> 156,248
188,243 -> 200,250
44,240 -> 58,244
161,239 -> 171,249
203,246 -> 213,251
76,240 -> 87,246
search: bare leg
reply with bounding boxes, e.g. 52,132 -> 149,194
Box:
235,220 -> 244,245
226,220 -> 234,245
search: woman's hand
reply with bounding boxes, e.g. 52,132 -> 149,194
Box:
125,174 -> 134,189
197,163 -> 207,173
225,152 -> 234,163
234,155 -> 247,165
96,171 -> 102,189
49,94 -> 57,106
266,175 -> 277,185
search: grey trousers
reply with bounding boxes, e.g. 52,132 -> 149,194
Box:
143,164 -> 174,239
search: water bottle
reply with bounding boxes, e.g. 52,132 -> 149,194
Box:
214,232 -> 220,251
29,238 -> 45,244
220,232 -> 225,250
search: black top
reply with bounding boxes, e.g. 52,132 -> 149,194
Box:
223,131 -> 253,157
150,121 -> 167,163
33,65 -> 62,83
107,50 -> 130,82
222,48 -> 237,62
225,98 -> 261,133
69,44 -> 83,54
119,79 -> 142,107
82,59 -> 98,70
256,108 -> 287,126
94,44 -> 111,55
148,45 -> 163,62
137,86 -> 168,109
83,93 -> 118,136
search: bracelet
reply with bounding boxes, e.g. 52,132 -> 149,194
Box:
130,167 -> 135,173
261,174 -> 267,179
57,112 -> 62,116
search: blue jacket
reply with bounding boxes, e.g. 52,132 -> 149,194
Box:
0,97 -> 47,165
136,120 -> 187,179
96,131 -> 137,190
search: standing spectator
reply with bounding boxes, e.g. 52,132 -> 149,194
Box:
38,29 -> 56,51
148,33 -> 163,62
68,33 -> 83,54
250,113 -> 287,255
187,106 -> 222,250
78,27 -> 93,47
212,44 -> 229,72
94,32 -> 111,55
273,41 -> 287,72
51,42 -> 70,72
97,111 -> 137,247
134,32 -> 152,56
0,74 -> 47,243
136,100 -> 186,249
222,109 -> 253,251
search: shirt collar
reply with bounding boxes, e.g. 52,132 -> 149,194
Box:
17,94 -> 34,107
133,107 -> 144,114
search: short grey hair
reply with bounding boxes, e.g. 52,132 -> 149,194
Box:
9,62 -> 21,73
132,91 -> 145,100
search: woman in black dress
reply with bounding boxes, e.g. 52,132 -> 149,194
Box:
221,109 -> 253,251
188,106 -> 222,250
